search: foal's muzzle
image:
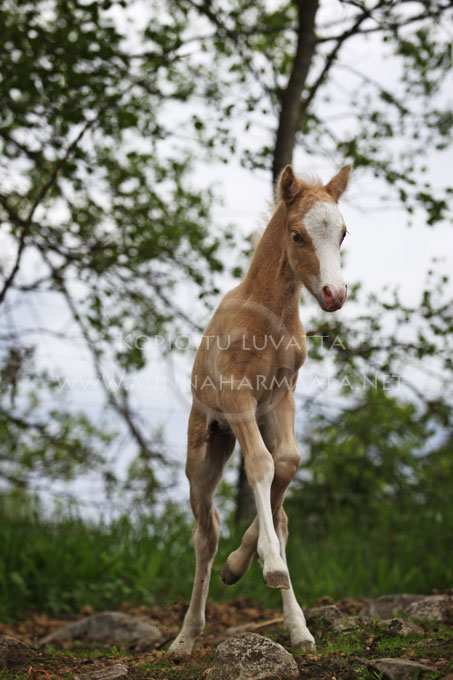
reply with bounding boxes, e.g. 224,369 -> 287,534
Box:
321,283 -> 347,311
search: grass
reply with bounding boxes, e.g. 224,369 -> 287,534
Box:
0,498 -> 452,622
43,644 -> 132,659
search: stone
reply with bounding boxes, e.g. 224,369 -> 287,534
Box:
404,595 -> 453,622
382,618 -> 424,637
367,658 -> 436,680
335,597 -> 369,615
359,594 -> 425,619
74,664 -> 128,680
305,605 -> 358,632
39,612 -> 161,649
210,632 -> 299,680
0,634 -> 33,668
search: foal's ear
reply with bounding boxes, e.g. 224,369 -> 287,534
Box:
325,164 -> 352,202
278,165 -> 300,204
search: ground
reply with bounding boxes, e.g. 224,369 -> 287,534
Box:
1,598 -> 452,679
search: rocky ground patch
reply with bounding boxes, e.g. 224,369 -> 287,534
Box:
0,593 -> 452,679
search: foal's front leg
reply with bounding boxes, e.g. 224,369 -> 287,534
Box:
228,398 -> 289,589
223,391 -> 315,649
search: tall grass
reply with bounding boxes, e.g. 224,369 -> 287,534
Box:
1,498 -> 451,622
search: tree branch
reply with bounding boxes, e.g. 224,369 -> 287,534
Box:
0,115 -> 99,307
36,246 -> 165,464
319,1 -> 453,42
300,2 -> 381,120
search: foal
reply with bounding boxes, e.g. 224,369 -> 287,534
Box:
169,164 -> 352,654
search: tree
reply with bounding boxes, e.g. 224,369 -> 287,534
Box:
0,0 -> 235,498
1,0 -> 452,510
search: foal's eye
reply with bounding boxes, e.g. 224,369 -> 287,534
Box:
292,231 -> 304,244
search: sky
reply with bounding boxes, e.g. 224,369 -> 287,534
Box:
1,0 -> 453,516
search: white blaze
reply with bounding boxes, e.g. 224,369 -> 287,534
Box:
303,202 -> 345,290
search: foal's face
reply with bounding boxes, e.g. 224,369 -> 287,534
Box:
280,165 -> 351,313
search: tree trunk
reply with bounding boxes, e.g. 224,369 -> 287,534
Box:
272,0 -> 319,184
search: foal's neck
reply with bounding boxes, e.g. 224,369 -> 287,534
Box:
241,202 -> 301,324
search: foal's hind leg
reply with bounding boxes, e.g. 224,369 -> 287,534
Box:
221,516 -> 259,585
169,409 -> 235,655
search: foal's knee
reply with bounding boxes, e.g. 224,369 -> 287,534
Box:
274,446 -> 301,486
244,447 -> 274,488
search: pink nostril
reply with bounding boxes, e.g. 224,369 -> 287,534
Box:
322,285 -> 333,302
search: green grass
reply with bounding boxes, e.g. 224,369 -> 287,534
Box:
0,499 -> 452,622
285,502 -> 453,605
43,644 -> 132,659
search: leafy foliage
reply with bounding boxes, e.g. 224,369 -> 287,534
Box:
289,272 -> 453,528
0,0 -> 234,494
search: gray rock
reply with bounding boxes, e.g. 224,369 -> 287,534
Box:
359,594 -> 425,619
0,634 -> 33,668
306,605 -> 357,632
382,618 -> 424,636
74,664 -> 128,680
40,612 -> 161,649
368,657 -> 436,680
210,632 -> 299,680
404,595 -> 453,622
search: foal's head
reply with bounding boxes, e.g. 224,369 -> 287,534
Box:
278,164 -> 352,312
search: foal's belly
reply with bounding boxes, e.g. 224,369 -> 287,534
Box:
191,337 -> 304,418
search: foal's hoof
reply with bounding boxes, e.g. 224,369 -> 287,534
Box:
294,639 -> 317,652
264,570 -> 290,590
221,562 -> 240,585
168,638 -> 193,656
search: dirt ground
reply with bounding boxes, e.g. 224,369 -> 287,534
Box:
1,597 -> 452,679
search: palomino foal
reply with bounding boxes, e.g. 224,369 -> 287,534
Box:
169,164 -> 352,655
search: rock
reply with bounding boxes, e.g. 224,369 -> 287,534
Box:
210,632 -> 299,680
313,595 -> 334,607
305,605 -> 358,632
40,612 -> 161,649
335,597 -> 370,615
0,635 -> 33,668
382,618 -> 424,637
359,594 -> 425,619
404,595 -> 453,622
367,658 -> 436,680
74,664 -> 128,680
80,605 -> 94,616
